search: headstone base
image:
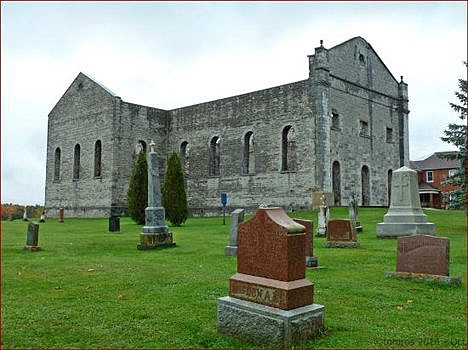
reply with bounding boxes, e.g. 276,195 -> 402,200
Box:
376,222 -> 435,238
23,245 -> 41,252
224,245 -> 237,256
137,232 -> 175,250
306,256 -> 318,268
217,296 -> 324,347
324,241 -> 360,248
385,271 -> 461,285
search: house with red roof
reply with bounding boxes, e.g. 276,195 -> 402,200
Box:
409,151 -> 461,208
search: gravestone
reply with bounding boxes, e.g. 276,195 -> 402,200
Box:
109,215 -> 120,232
377,166 -> 435,237
58,208 -> 64,223
24,222 -> 40,251
325,219 -> 360,248
22,207 -> 28,221
224,208 -> 245,256
348,193 -> 362,232
312,191 -> 334,209
218,207 -> 325,346
385,234 -> 460,285
39,211 -> 46,223
294,218 -> 318,267
316,195 -> 329,237
137,140 -> 175,250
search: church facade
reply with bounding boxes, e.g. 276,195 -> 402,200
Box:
44,37 -> 409,217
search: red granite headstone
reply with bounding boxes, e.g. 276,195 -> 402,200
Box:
397,234 -> 450,276
229,207 -> 314,310
326,219 -> 357,242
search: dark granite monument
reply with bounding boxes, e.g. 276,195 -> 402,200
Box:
325,219 -> 360,248
137,141 -> 175,250
217,207 -> 324,346
24,222 -> 40,251
385,234 -> 460,285
294,218 -> 318,267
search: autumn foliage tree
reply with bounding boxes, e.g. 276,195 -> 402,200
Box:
127,151 -> 148,224
162,152 -> 188,226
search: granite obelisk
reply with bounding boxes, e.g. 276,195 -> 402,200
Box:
137,140 -> 175,250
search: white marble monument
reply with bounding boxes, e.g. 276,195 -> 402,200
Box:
376,166 -> 435,237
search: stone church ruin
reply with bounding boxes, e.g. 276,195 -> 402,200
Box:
45,37 -> 409,217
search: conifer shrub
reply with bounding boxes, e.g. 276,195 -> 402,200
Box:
162,152 -> 188,226
127,151 -> 148,225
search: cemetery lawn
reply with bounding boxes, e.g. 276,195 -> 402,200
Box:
2,208 -> 466,349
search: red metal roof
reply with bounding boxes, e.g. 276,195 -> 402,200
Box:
409,151 -> 460,171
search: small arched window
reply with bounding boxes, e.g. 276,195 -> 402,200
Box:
209,136 -> 221,176
73,144 -> 81,180
242,131 -> 255,175
281,126 -> 296,171
180,141 -> 189,177
361,165 -> 370,206
387,169 -> 393,206
54,147 -> 61,181
332,161 -> 341,205
94,140 -> 102,178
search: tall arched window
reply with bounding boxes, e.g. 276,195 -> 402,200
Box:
332,161 -> 341,205
387,169 -> 393,206
243,131 -> 255,175
180,141 -> 189,177
281,126 -> 297,171
73,144 -> 81,180
361,165 -> 370,206
94,140 -> 102,178
209,136 -> 221,176
54,147 -> 61,181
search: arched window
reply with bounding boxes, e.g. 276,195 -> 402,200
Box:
180,141 -> 189,177
73,144 -> 81,180
387,169 -> 393,206
361,165 -> 370,206
332,161 -> 341,205
54,147 -> 61,181
281,126 -> 297,171
243,131 -> 255,175
209,136 -> 221,176
94,140 -> 102,178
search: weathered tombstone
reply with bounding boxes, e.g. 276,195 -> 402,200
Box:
224,208 -> 245,256
24,222 -> 40,251
137,140 -> 175,250
22,207 -> 28,221
377,166 -> 435,237
39,211 -> 46,223
294,218 -> 318,267
385,234 -> 460,285
325,219 -> 360,248
109,215 -> 120,233
348,192 -> 362,232
316,194 -> 329,237
58,208 -> 64,223
217,207 -> 325,346
312,191 -> 334,209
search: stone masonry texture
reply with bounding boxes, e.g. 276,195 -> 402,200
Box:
45,37 -> 409,217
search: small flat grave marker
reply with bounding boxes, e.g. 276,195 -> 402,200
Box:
325,219 -> 360,248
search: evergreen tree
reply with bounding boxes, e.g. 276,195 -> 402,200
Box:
162,152 -> 188,226
127,151 -> 148,224
441,63 -> 466,209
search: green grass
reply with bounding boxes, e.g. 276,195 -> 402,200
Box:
2,208 -> 466,348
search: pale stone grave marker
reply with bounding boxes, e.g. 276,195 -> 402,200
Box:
224,208 -> 244,256
377,166 -> 435,237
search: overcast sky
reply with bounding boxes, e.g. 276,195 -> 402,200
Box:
1,1 -> 466,205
